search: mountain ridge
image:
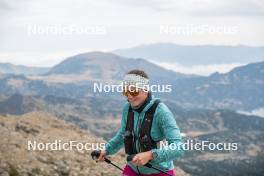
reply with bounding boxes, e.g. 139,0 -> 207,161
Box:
0,63 -> 50,76
0,56 -> 263,111
44,51 -> 193,82
113,43 -> 264,65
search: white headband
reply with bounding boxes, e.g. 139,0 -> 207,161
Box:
122,74 -> 149,90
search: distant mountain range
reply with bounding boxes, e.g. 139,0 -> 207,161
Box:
166,61 -> 264,110
46,51 -> 192,82
113,43 -> 264,66
0,63 -> 50,75
0,52 -> 263,111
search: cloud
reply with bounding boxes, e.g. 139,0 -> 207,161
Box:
0,0 -> 263,66
0,0 -> 12,11
149,61 -> 246,76
0,49 -> 92,67
238,108 -> 264,118
109,0 -> 264,16
192,0 -> 264,16
1,0 -> 264,22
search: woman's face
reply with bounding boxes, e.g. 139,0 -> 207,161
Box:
126,88 -> 148,107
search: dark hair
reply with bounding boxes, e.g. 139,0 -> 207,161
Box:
127,69 -> 149,79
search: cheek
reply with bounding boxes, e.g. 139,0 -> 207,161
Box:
129,97 -> 139,104
134,96 -> 141,101
134,97 -> 143,104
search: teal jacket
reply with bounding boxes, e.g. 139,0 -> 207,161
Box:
105,95 -> 184,174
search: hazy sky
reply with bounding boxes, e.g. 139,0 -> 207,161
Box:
0,0 -> 264,74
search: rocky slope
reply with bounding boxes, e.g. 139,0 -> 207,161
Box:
0,112 -> 125,176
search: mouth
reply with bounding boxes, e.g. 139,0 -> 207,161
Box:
128,98 -> 136,104
128,99 -> 134,103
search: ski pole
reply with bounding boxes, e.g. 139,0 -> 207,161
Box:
91,150 -> 124,171
127,155 -> 173,176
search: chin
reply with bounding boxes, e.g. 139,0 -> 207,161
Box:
130,101 -> 139,107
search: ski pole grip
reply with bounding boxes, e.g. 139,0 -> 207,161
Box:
91,150 -> 101,160
126,155 -> 136,162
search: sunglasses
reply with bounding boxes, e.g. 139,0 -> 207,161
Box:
122,89 -> 140,97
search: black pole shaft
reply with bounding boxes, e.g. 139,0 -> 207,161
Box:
127,155 -> 173,176
151,166 -> 173,176
91,150 -> 124,172
104,158 -> 124,171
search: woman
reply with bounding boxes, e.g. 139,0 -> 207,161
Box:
97,69 -> 184,176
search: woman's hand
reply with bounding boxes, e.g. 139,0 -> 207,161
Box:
132,151 -> 153,166
96,150 -> 107,162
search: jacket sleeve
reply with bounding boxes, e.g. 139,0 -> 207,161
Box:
105,103 -> 128,155
151,104 -> 184,162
